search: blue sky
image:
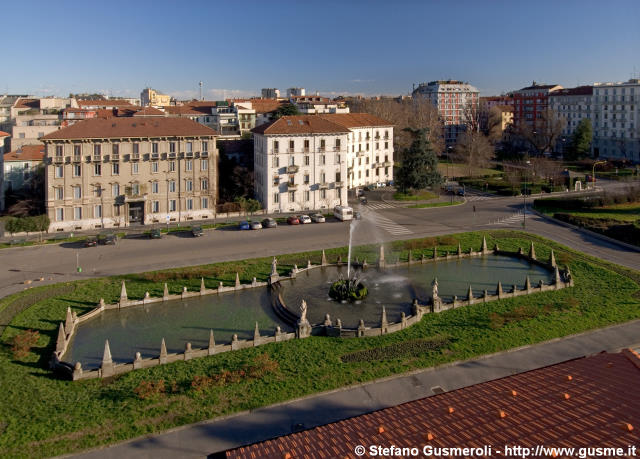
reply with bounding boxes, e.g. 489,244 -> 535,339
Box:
4,0 -> 639,99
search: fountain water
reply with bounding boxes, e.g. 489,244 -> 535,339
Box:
347,219 -> 355,278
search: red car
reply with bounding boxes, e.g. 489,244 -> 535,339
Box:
287,216 -> 300,225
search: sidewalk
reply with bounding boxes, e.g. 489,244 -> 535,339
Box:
71,319 -> 640,459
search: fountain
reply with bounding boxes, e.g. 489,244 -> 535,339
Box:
330,219 -> 368,302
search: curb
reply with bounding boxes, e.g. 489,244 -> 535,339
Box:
531,209 -> 640,253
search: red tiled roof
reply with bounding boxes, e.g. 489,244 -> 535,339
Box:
226,351 -> 640,458
41,117 -> 218,140
132,107 -> 165,116
77,99 -> 137,108
4,144 -> 45,161
230,98 -> 286,114
319,113 -> 393,128
549,86 -> 594,97
163,105 -> 205,116
13,98 -> 39,109
251,115 -> 351,135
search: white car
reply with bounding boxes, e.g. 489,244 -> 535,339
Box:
311,213 -> 325,223
300,214 -> 312,224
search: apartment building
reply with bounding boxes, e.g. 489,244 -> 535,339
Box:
0,130 -> 9,210
3,144 -> 44,194
286,87 -> 306,97
140,88 -> 171,107
9,97 -> 78,150
548,86 -> 593,154
261,88 -> 281,99
252,113 -> 394,213
591,79 -> 640,161
41,117 -> 218,232
292,96 -> 350,115
512,82 -> 563,128
412,80 -> 479,146
0,95 -> 28,132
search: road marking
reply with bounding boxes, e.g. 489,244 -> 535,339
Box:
483,210 -> 533,226
364,202 -> 396,210
363,210 -> 413,235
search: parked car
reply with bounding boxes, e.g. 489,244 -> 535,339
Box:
311,213 -> 325,223
287,216 -> 300,225
149,228 -> 162,239
262,218 -> 277,228
354,211 -> 362,220
84,236 -> 98,247
98,233 -> 117,245
191,225 -> 204,237
250,221 -> 262,230
238,221 -> 251,230
300,214 -> 312,224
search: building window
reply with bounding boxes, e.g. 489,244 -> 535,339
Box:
273,193 -> 279,203
288,191 -> 295,202
304,190 -> 310,201
169,180 -> 176,192
55,187 -> 63,200
55,208 -> 64,221
201,159 -> 208,170
186,159 -> 193,171
73,164 -> 81,177
320,154 -> 325,165
202,141 -> 208,152
132,162 -> 139,174
273,156 -> 279,168
133,143 -> 139,154
201,197 -> 208,209
304,174 -> 310,184
152,201 -> 160,213
186,198 -> 193,210
289,140 -> 294,151
304,155 -> 309,166
273,141 -> 279,153
131,183 -> 140,196
169,161 -> 176,172
321,172 -> 326,183
94,205 -> 102,218
169,199 -> 177,212
74,207 -> 82,220
152,182 -> 159,194
186,180 -> 193,191
186,142 -> 193,153
320,189 -> 326,199
55,145 -> 63,156
112,162 -> 119,175
93,144 -> 101,156
112,183 -> 120,197
151,161 -> 158,173
201,179 -> 208,190
55,166 -> 63,178
335,139 -> 341,149
74,145 -> 81,157
73,185 -> 82,199
152,142 -> 158,153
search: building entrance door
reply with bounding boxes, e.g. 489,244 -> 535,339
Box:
128,202 -> 144,225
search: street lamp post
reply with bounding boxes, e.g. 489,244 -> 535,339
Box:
592,160 -> 606,190
523,160 -> 531,229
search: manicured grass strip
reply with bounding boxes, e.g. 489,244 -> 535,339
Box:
393,190 -> 438,201
0,230 -> 638,458
408,201 -> 462,209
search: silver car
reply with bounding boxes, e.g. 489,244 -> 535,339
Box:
311,213 -> 326,223
250,221 -> 262,230
300,214 -> 312,224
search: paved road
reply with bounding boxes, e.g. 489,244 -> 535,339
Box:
2,184 -> 638,299
73,319 -> 640,459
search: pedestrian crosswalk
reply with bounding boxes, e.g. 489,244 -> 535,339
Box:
361,208 -> 413,235
483,210 -> 533,226
364,202 -> 396,210
465,194 -> 494,202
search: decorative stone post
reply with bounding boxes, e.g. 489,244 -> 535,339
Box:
525,276 -> 532,293
357,319 -> 366,337
119,280 -> 128,305
549,250 -> 557,268
231,334 -> 239,350
235,272 -> 241,288
253,322 -> 261,346
269,257 -> 280,285
432,278 -> 442,312
421,253 -> 426,263
482,236 -> 489,254
208,330 -> 216,355
467,285 -> 474,305
401,312 -> 407,328
378,245 -> 385,269
529,242 -> 536,260
321,250 -> 327,266
497,281 -> 503,299
483,289 -> 489,302
159,338 -> 168,364
101,340 -> 114,377
144,291 -> 150,302
457,243 -> 462,257
554,266 -> 561,289
296,299 -> 312,338
133,352 -> 143,369
56,322 -> 66,354
184,342 -> 193,360
200,277 -> 206,294
163,283 -> 169,300
336,318 -> 342,330
408,250 -> 413,264
99,298 -> 105,309
494,243 -> 500,253
73,362 -> 83,380
65,307 -> 74,335
307,259 -> 312,269
252,277 -> 257,287
433,245 -> 438,259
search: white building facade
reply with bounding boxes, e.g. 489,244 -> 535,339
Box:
412,80 -> 479,146
591,79 -> 640,162
549,86 -> 593,155
252,114 -> 394,213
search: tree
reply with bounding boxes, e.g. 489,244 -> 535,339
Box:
394,128 -> 442,194
454,130 -> 494,176
565,118 -> 593,160
273,103 -> 300,119
514,107 -> 566,156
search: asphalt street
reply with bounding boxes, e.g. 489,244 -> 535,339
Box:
1,183 -> 638,299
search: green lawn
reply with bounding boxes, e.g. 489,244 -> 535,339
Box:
438,163 -> 501,178
535,201 -> 640,223
0,231 -> 639,458
393,190 -> 438,201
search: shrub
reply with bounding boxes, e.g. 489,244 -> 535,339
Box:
11,329 -> 40,359
133,380 -> 166,399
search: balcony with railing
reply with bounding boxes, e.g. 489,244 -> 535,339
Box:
73,155 -> 82,163
131,153 -> 140,161
111,153 -> 120,161
92,154 -> 101,162
53,155 -> 64,163
125,184 -> 147,198
287,165 -> 299,173
319,182 -> 329,189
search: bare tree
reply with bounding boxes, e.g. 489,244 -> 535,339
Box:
453,131 -> 494,176
515,107 -> 566,156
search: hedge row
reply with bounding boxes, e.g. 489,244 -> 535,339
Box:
553,213 -> 640,247
4,215 -> 50,234
534,186 -> 640,211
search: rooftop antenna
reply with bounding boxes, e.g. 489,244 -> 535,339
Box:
199,81 -> 203,101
